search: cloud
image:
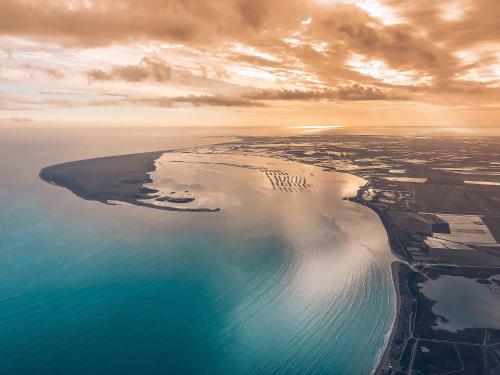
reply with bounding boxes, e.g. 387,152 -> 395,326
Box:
132,95 -> 262,108
244,85 -> 407,101
116,85 -> 408,109
0,0 -> 304,46
6,117 -> 33,123
21,63 -> 65,79
85,55 -> 251,93
87,57 -> 172,83
1,0 -> 499,116
382,0 -> 500,48
141,86 -> 402,108
3,94 -> 263,109
1,1 -> 496,87
1,85 -> 402,112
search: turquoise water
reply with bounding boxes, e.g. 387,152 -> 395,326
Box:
0,128 -> 395,374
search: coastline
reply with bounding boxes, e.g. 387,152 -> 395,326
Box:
349,182 -> 409,261
39,150 -> 220,213
374,261 -> 404,374
349,185 -> 410,374
33,135 -> 500,374
278,157 -> 408,374
350,180 -> 500,374
193,136 -> 500,373
38,146 -> 396,374
40,147 -> 407,373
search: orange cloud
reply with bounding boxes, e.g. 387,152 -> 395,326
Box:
0,0 -> 499,122
87,57 -> 172,83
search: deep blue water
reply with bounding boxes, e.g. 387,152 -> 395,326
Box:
0,128 -> 395,374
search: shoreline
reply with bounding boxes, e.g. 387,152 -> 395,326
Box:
374,261 -> 404,374
350,182 -> 500,374
36,136 -> 500,373
39,150 -> 221,213
195,136 -> 500,373
280,159 -> 409,374
40,148 -> 407,373
348,187 -> 409,375
39,146 -> 395,374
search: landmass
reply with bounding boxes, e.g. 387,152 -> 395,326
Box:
180,135 -> 500,374
40,134 -> 500,374
39,151 -> 219,212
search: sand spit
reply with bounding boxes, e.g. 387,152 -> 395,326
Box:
39,151 -> 219,213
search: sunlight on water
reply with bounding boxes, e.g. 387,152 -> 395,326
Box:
0,128 -> 396,375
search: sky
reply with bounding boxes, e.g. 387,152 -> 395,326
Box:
1,0 -> 499,128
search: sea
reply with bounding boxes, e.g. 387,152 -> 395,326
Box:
0,126 -> 402,374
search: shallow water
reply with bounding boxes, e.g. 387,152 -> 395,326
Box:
420,275 -> 500,332
0,128 -> 395,375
